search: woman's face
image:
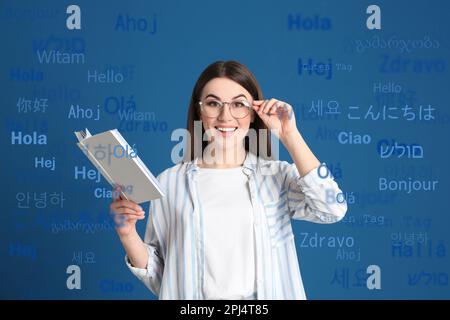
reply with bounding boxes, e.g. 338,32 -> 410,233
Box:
199,77 -> 255,151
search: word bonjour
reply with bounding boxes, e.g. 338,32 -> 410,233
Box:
379,177 -> 438,194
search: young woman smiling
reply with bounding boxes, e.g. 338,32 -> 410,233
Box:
110,60 -> 347,300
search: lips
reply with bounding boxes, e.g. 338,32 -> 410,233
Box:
215,126 -> 237,132
214,126 -> 238,137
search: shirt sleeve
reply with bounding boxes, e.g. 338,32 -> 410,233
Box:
283,162 -> 348,223
124,198 -> 165,296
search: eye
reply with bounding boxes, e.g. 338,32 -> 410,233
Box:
232,101 -> 248,108
206,100 -> 221,107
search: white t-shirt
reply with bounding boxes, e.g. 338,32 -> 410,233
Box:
196,166 -> 256,300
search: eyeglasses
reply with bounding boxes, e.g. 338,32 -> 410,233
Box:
198,99 -> 252,119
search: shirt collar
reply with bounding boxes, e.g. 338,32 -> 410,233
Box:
185,150 -> 260,174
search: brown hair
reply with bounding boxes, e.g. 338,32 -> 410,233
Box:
184,60 -> 272,161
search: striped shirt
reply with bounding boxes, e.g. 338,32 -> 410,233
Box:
125,151 -> 348,299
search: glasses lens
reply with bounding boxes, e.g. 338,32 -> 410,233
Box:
202,100 -> 222,117
230,100 -> 251,118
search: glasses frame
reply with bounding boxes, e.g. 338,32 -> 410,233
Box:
198,99 -> 253,119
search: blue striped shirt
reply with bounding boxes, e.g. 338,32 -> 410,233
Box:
125,151 -> 347,299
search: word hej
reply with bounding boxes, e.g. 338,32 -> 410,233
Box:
298,58 -> 352,80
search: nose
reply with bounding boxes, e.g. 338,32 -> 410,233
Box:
217,102 -> 234,121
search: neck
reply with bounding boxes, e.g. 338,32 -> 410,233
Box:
199,142 -> 247,168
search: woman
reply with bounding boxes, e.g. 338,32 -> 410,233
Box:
110,60 -> 347,300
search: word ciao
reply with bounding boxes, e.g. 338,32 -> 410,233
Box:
338,131 -> 371,144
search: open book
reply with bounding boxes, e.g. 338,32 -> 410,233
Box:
74,128 -> 165,204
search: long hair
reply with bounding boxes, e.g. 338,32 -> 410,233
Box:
184,60 -> 272,162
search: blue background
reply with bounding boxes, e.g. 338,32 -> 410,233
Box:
1,0 -> 449,299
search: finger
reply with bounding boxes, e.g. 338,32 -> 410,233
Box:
254,105 -> 270,122
262,99 -> 277,114
258,100 -> 269,114
269,103 -> 278,115
113,200 -> 143,212
253,100 -> 265,105
111,208 -> 145,216
112,185 -> 123,202
277,103 -> 293,119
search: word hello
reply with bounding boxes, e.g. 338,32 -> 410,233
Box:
88,69 -> 124,83
11,131 -> 47,145
373,82 -> 402,93
68,104 -> 100,120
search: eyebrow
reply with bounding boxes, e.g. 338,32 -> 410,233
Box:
204,93 -> 248,100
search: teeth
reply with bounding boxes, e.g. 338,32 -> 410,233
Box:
217,127 -> 236,132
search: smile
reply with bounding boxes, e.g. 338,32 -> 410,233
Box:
215,127 -> 237,132
214,126 -> 238,137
